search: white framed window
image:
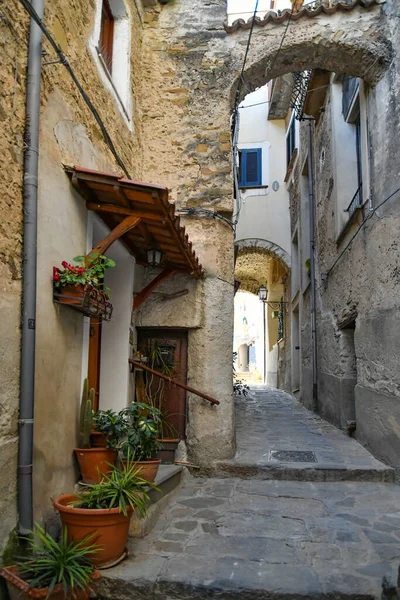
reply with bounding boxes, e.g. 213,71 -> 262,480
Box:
331,74 -> 370,239
90,0 -> 132,129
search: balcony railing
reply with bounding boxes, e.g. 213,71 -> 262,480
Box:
344,183 -> 363,218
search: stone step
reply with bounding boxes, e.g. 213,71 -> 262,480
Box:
96,571 -> 380,600
209,460 -> 395,483
129,465 -> 183,538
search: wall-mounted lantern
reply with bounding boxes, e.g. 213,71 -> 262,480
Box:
147,248 -> 163,267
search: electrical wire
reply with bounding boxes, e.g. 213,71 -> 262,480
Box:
17,0 -> 131,179
234,0 -> 260,108
325,187 -> 400,277
176,208 -> 235,231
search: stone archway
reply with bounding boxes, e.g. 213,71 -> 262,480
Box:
139,0 -> 392,466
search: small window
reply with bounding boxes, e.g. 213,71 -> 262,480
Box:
99,0 -> 114,73
239,148 -> 262,188
286,117 -> 296,169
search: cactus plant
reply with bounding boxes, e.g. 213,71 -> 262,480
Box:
79,379 -> 95,449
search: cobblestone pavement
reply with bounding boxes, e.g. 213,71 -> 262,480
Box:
216,386 -> 394,482
99,387 -> 400,599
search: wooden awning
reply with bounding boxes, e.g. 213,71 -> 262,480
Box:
64,166 -> 203,278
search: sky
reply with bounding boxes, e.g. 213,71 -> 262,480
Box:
226,0 -> 273,15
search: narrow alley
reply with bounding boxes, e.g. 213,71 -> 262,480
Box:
98,387 -> 400,599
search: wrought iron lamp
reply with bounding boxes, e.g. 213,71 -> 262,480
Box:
257,285 -> 287,310
147,248 -> 163,267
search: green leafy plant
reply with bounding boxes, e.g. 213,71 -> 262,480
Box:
119,402 -> 163,461
18,525 -> 98,594
79,379 -> 95,449
92,410 -> 127,449
71,461 -> 157,517
53,254 -> 116,298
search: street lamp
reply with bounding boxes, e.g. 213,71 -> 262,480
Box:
258,285 -> 268,384
258,284 -> 267,302
257,285 -> 288,383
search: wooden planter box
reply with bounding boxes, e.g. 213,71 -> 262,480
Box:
53,285 -> 113,321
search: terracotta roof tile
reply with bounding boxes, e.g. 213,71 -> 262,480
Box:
224,0 -> 383,33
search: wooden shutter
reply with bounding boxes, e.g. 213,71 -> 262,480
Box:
100,0 -> 114,73
239,149 -> 262,187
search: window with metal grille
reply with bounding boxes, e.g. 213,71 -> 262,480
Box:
99,0 -> 114,73
239,148 -> 262,187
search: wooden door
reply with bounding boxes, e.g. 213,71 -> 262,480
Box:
137,329 -> 188,440
88,318 -> 102,411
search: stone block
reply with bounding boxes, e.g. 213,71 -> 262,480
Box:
356,384 -> 400,472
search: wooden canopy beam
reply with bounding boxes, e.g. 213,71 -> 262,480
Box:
87,215 -> 141,261
132,267 -> 176,311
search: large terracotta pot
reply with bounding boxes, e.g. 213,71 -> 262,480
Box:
121,458 -> 161,483
74,448 -> 117,484
0,565 -> 100,600
90,431 -> 108,448
54,495 -> 132,568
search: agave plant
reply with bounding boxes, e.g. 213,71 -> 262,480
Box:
71,461 -> 158,517
18,525 -> 98,594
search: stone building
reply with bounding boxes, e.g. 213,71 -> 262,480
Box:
0,0 -> 399,564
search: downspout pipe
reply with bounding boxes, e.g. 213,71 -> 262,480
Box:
307,118 -> 318,410
18,0 -> 44,535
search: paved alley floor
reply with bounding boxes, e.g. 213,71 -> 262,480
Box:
216,386 -> 394,482
99,387 -> 400,599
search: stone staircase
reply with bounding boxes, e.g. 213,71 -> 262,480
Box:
94,389 -> 398,600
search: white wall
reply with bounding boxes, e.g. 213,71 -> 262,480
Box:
235,86 -> 291,258
91,216 -> 135,412
227,0 -> 291,25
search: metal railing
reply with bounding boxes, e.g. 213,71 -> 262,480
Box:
344,184 -> 363,218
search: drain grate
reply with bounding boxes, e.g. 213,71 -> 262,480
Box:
270,450 -> 317,463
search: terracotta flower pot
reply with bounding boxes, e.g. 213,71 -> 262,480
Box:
54,495 -> 132,568
156,439 -> 179,464
121,458 -> 160,483
90,431 -> 108,448
74,448 -> 117,484
0,564 -> 100,600
56,285 -> 86,306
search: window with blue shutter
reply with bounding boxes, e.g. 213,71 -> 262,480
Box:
239,148 -> 262,187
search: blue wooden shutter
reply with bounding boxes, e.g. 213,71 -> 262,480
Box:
239,149 -> 262,187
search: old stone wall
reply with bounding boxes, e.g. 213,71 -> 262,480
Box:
0,0 -> 144,553
288,0 -> 400,468
0,2 -> 28,558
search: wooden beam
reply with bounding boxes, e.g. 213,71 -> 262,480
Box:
129,359 -> 220,405
86,202 -> 164,223
132,267 -> 176,311
87,215 -> 141,260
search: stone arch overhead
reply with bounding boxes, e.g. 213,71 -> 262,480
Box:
224,2 -> 391,106
235,238 -> 291,269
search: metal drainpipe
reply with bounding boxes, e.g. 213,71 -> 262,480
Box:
18,0 -> 44,535
307,118 -> 318,410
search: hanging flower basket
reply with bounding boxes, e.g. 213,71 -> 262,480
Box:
52,255 -> 115,321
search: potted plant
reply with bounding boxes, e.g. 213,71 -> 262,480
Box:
91,409 -> 125,449
119,402 -> 162,483
54,462 -> 155,568
53,254 -> 115,320
74,379 -> 117,485
0,525 -> 100,600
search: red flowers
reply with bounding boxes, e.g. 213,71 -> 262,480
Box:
53,266 -> 60,282
60,261 -> 86,275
